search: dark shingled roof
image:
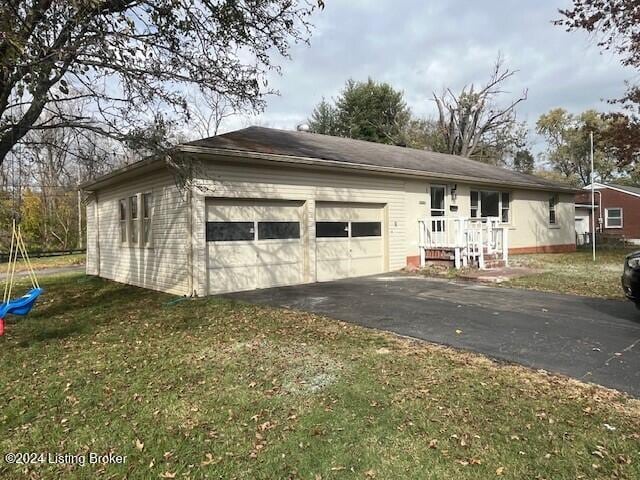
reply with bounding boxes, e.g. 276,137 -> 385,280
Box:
185,126 -> 574,191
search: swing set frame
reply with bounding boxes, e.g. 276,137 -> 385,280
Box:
0,220 -> 42,336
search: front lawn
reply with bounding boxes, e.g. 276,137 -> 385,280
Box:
1,275 -> 639,479
506,249 -> 637,299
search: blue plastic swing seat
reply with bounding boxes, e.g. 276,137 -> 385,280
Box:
0,288 -> 43,318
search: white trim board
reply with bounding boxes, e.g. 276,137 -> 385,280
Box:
583,183 -> 640,199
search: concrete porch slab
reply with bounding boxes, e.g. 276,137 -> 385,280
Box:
458,267 -> 542,283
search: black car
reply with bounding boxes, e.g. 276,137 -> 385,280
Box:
622,251 -> 640,309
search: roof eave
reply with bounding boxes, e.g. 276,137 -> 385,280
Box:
178,144 -> 580,193
80,154 -> 169,191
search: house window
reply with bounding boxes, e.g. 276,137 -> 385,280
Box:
351,222 -> 382,237
471,191 -> 479,218
605,208 -> 623,228
129,195 -> 138,244
258,222 -> 300,240
142,193 -> 153,245
501,192 -> 510,223
206,222 -> 255,241
119,199 -> 127,243
549,194 -> 558,225
470,190 -> 510,222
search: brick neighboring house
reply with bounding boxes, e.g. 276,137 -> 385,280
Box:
576,183 -> 640,244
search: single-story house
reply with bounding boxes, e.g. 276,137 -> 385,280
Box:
576,183 -> 640,244
82,126 -> 577,296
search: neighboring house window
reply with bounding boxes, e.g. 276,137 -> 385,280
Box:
142,192 -> 153,246
470,190 -> 510,222
129,195 -> 139,244
549,194 -> 558,225
605,208 -> 623,228
119,199 -> 127,243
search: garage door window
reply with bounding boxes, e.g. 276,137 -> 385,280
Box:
258,221 -> 300,240
316,222 -> 349,238
351,222 -> 382,237
206,222 -> 254,241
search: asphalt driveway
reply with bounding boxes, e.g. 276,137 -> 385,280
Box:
225,273 -> 640,397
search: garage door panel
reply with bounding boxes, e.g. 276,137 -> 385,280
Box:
206,198 -> 305,295
209,267 -> 256,294
317,259 -> 350,282
208,243 -> 256,268
315,202 -> 385,282
350,237 -> 383,257
315,202 -> 382,222
257,263 -> 302,288
257,241 -> 303,264
315,239 -> 349,261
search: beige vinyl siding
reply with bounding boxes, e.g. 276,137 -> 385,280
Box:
191,158 -> 406,294
85,196 -> 99,275
89,169 -> 190,295
509,191 -> 575,248
403,180 -> 575,257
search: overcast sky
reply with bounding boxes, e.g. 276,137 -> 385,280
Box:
226,0 -> 636,153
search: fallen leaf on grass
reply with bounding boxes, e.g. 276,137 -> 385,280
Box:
135,438 -> 144,451
159,473 -> 176,479
496,466 -> 505,476
428,439 -> 438,449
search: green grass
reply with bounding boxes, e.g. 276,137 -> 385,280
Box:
1,274 -> 639,479
505,249 -> 637,299
1,253 -> 86,273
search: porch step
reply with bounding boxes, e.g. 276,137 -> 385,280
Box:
484,259 -> 507,269
425,248 -> 455,261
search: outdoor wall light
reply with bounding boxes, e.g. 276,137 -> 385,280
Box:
451,184 -> 458,202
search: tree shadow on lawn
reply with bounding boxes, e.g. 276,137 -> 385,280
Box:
8,276 -> 175,348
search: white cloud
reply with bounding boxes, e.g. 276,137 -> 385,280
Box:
218,0 -> 635,146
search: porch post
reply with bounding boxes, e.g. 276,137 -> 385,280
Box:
418,219 -> 425,267
502,227 -> 509,267
478,227 -> 485,269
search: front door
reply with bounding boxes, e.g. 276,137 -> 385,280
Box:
430,185 -> 446,233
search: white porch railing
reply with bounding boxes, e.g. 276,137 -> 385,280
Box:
418,216 -> 509,269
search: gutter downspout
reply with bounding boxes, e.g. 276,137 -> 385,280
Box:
187,184 -> 194,297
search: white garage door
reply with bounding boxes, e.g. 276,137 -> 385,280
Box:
206,199 -> 305,294
316,202 -> 385,282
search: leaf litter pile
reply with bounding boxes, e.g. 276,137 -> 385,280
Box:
0,274 -> 639,479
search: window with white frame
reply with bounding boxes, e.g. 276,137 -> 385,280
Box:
118,193 -> 154,247
549,194 -> 558,225
142,192 -> 153,245
119,199 -> 127,243
470,190 -> 510,222
129,195 -> 138,244
605,208 -> 623,228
